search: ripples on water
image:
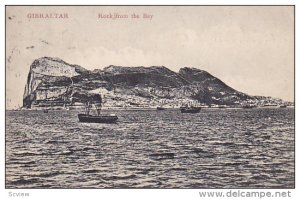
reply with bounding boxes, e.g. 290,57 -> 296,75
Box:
6,108 -> 294,188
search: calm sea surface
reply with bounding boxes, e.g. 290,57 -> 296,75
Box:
6,108 -> 294,188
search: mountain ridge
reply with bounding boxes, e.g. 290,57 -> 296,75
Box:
23,57 -> 289,109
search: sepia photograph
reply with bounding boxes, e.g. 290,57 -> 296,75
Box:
5,5 -> 294,189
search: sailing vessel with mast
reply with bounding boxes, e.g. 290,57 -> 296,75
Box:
180,101 -> 201,113
78,94 -> 118,123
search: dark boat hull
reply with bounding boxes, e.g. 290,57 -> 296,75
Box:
242,106 -> 255,109
180,107 -> 201,113
157,107 -> 165,110
78,114 -> 118,123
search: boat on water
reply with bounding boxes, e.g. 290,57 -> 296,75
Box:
180,106 -> 201,113
78,114 -> 118,123
157,99 -> 166,111
157,107 -> 165,111
279,105 -> 287,108
78,94 -> 118,123
43,109 -> 49,113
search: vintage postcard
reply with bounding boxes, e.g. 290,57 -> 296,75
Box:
5,6 -> 294,189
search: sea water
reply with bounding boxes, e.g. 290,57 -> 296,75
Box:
5,108 -> 294,188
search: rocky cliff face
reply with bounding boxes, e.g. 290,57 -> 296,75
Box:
23,57 -> 285,109
23,57 -> 90,108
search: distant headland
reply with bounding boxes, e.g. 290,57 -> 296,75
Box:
22,57 -> 293,110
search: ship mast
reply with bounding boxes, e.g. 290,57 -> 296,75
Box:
85,102 -> 91,115
94,102 -> 102,116
95,94 -> 103,116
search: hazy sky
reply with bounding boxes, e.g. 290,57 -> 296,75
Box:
6,6 -> 294,109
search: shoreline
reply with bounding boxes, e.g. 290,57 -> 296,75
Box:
6,106 -> 295,111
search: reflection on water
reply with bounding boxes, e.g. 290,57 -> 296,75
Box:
6,108 -> 294,188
